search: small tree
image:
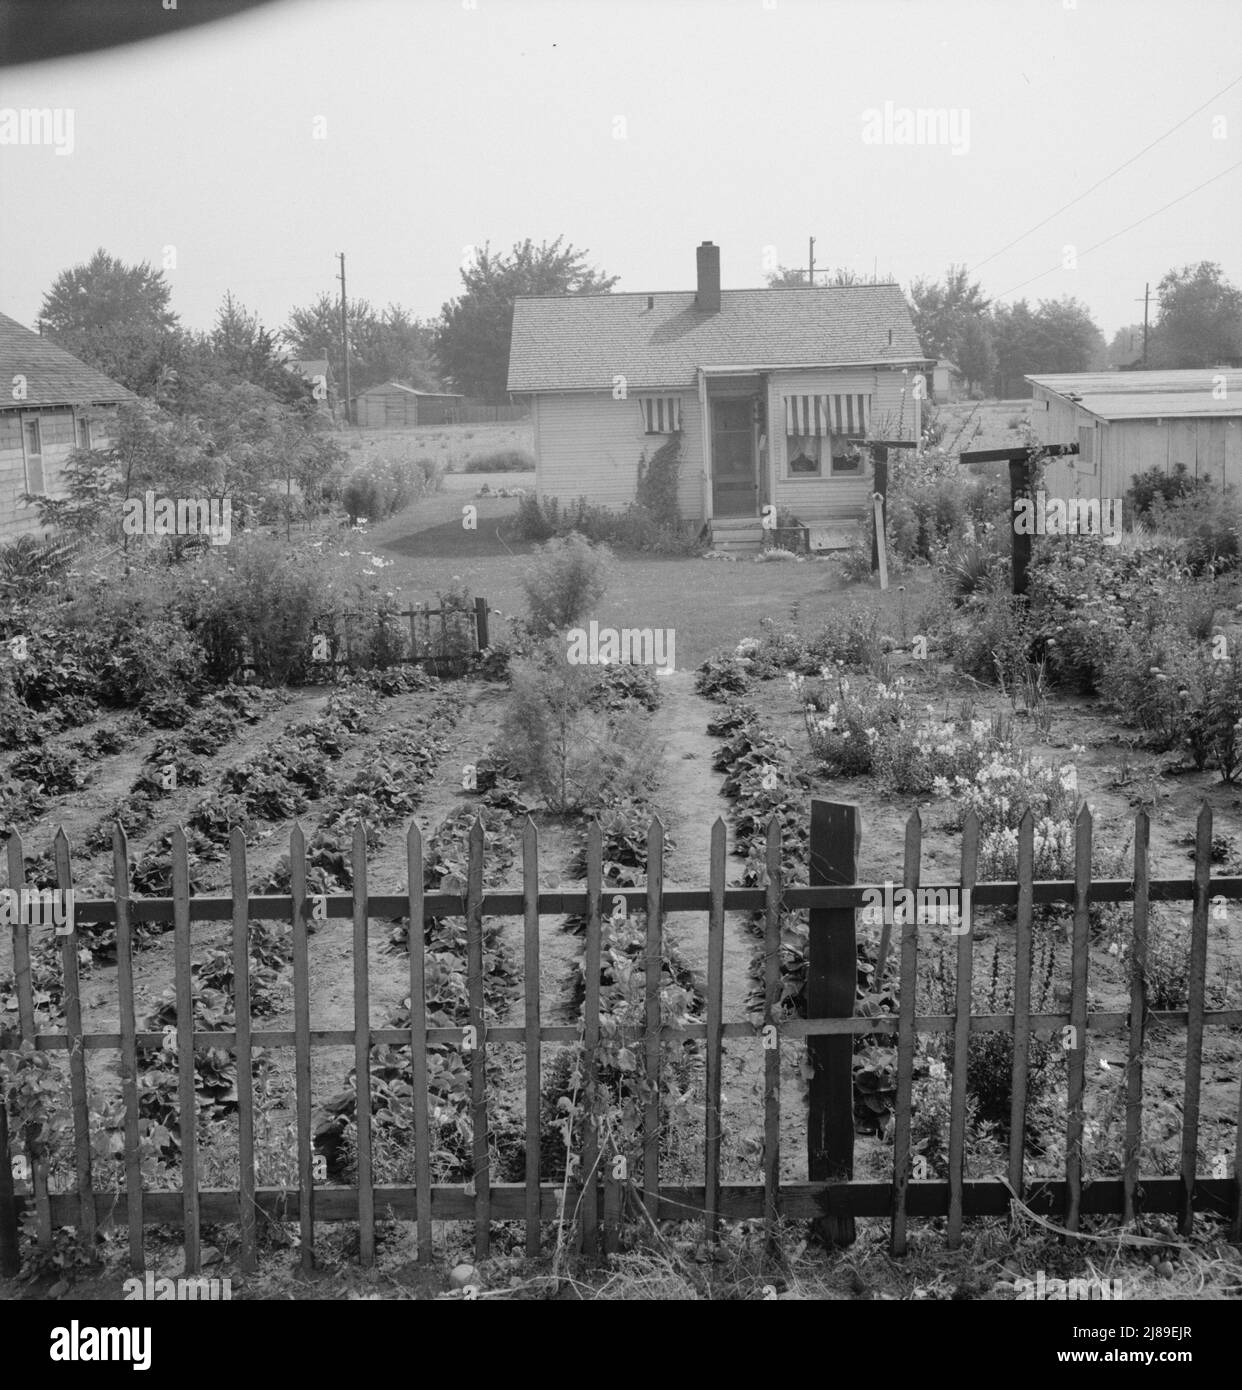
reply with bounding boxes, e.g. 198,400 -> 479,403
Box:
522,532 -> 610,635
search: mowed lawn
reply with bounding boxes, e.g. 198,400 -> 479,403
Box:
365,482 -> 924,667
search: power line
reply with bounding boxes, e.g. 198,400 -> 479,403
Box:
968,71 -> 1242,276
992,158 -> 1242,301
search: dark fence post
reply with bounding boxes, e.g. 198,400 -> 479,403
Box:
1010,452 -> 1033,598
0,1096 -> 19,1276
474,595 -> 489,652
870,448 -> 889,575
807,799 -> 858,1246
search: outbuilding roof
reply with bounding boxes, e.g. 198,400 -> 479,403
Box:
1027,369 -> 1242,420
507,285 -> 926,393
0,311 -> 137,409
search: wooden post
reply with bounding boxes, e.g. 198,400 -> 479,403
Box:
870,447 -> 888,574
806,800 -> 858,1246
1009,454 -> 1033,598
0,1100 -> 18,1277
474,595 -> 489,652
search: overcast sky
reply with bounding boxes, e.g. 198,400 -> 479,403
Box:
1,0 -> 1239,347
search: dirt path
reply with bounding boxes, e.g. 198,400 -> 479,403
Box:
651,672 -> 807,1183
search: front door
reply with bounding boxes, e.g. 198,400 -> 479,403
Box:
711,397 -> 757,516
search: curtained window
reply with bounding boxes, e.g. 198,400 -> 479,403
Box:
783,394 -> 872,478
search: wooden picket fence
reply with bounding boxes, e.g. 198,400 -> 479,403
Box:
1,798 -> 1240,1279
234,597 -> 490,680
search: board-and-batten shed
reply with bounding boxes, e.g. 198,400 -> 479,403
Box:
1028,369 -> 1242,502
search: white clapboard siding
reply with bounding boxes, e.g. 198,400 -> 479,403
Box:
0,407 -> 114,541
533,389 -> 704,520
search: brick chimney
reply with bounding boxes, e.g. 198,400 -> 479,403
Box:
695,241 -> 721,313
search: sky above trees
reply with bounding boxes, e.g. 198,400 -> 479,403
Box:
1,0 -> 1238,355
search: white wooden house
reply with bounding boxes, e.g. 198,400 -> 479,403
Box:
506,242 -> 929,551
0,311 -> 135,542
1028,369 -> 1242,502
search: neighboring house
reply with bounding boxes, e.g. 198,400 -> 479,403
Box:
931,358 -> 965,403
0,311 -> 136,542
506,241 -> 929,551
350,381 -> 465,427
1027,369 -> 1242,502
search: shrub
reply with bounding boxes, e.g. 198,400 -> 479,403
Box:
342,456 -> 442,523
497,648 -> 660,812
1127,461 -> 1205,519
1152,488 -> 1241,576
948,587 -> 1034,686
462,449 -> 534,473
514,492 -> 698,555
635,434 -> 682,522
186,536 -> 330,685
522,533 -> 610,635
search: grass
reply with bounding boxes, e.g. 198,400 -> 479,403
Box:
336,420 -> 532,474
362,495 -> 921,667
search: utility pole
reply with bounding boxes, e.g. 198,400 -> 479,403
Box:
1134,283 -> 1151,367
337,252 -> 352,425
808,236 -> 815,287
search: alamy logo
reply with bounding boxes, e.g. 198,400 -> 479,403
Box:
566,621 -> 675,675
0,887 -> 74,932
49,1322 -> 151,1371
123,491 -> 232,545
0,107 -> 74,155
1015,1270 -> 1125,1301
860,101 -> 970,156
1013,493 -> 1122,545
123,1272 -> 232,1301
860,881 -> 970,933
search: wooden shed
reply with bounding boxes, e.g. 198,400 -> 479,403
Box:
1028,369 -> 1242,503
351,382 -> 464,428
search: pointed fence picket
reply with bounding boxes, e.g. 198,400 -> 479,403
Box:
1,799 -> 1240,1277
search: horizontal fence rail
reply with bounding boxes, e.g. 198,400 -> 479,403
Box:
1,800 -> 1240,1277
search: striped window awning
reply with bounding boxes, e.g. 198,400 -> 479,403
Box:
784,393 -> 871,437
639,396 -> 682,433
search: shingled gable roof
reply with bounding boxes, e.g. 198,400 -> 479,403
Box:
507,284 -> 927,393
0,311 -> 137,409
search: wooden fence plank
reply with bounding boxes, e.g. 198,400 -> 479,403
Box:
947,810 -> 979,1248
581,820 -> 602,1254
289,825 -> 315,1271
352,822 -> 376,1266
1064,805 -> 1092,1232
704,817 -> 726,1243
55,830 -> 95,1249
407,823 -> 432,1263
890,811 -> 922,1257
171,826 -> 199,1271
112,826 -> 143,1272
807,800 -> 858,1247
229,829 -> 257,1276
0,1089 -> 15,1276
465,817 -> 489,1258
762,816 -> 782,1251
5,831 -> 50,1252
522,818 -> 541,1257
1180,803 -> 1212,1237
1008,812 -> 1035,1199
643,818 -> 664,1222
1124,811 -> 1149,1225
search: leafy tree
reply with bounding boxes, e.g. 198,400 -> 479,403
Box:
1150,262 -> 1242,367
909,265 -> 990,361
950,315 -> 996,394
1030,296 -> 1106,376
764,265 -> 885,288
40,248 -> 178,395
436,237 -> 618,402
990,299 -> 1041,397
283,295 -> 441,395
206,292 -> 305,403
